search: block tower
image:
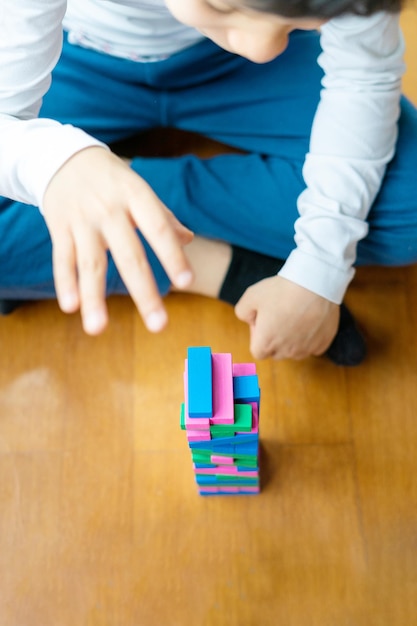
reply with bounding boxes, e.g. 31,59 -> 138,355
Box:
180,346 -> 260,496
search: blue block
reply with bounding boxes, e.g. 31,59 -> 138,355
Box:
195,476 -> 259,486
205,444 -> 234,454
188,433 -> 258,450
199,492 -> 259,496
233,375 -> 260,404
187,346 -> 213,418
237,441 -> 258,455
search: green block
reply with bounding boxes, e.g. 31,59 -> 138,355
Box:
210,404 -> 253,436
190,450 -> 258,467
180,403 -> 186,430
237,454 -> 258,464
216,476 -> 259,485
210,427 -> 234,437
237,458 -> 258,468
233,403 -> 253,432
191,451 -> 211,463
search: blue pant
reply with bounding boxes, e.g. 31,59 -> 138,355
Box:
1,30 -> 417,299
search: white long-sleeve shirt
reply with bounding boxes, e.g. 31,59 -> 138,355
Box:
0,0 -> 405,303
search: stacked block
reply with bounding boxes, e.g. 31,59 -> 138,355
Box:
180,346 -> 261,496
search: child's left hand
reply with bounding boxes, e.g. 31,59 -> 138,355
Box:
234,275 -> 340,361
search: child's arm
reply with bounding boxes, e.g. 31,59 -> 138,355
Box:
279,11 -> 404,304
237,12 -> 404,361
0,0 -> 106,208
1,1 -> 193,334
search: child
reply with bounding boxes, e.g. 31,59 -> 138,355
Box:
1,0 -> 416,365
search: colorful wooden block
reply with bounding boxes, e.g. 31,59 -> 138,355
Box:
181,348 -> 261,496
189,432 -> 259,450
180,403 -> 185,430
195,451 -> 257,467
233,374 -> 260,404
210,352 -> 234,425
211,455 -> 234,465
244,402 -> 259,435
210,403 -> 253,436
196,476 -> 259,486
187,346 -> 213,418
186,431 -> 211,442
184,373 -> 210,429
194,463 -> 217,469
193,465 -> 258,477
232,363 -> 257,376
235,441 -> 259,455
199,488 -> 260,496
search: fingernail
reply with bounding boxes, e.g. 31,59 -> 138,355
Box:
146,310 -> 167,332
84,310 -> 107,334
174,270 -> 193,289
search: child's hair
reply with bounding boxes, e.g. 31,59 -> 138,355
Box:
242,0 -> 403,17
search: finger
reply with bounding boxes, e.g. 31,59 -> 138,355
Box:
73,226 -> 109,335
250,335 -> 275,361
102,216 -> 168,333
248,318 -> 279,361
249,317 -> 308,361
165,210 -> 194,247
51,227 -> 80,313
128,184 -> 193,290
234,289 -> 257,324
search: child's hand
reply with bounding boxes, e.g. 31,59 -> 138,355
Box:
234,275 -> 339,361
42,147 -> 194,335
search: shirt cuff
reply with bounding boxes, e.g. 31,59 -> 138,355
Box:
2,118 -> 109,210
278,248 -> 355,304
35,126 -> 109,211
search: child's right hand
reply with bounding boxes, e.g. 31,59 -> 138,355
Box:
42,146 -> 194,335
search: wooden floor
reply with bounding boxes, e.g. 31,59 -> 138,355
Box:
1,14 -> 417,626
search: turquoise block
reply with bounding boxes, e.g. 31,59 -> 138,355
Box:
187,346 -> 213,418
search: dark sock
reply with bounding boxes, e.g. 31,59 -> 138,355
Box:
324,303 -> 366,366
219,245 -> 366,367
0,299 -> 26,315
219,245 -> 285,305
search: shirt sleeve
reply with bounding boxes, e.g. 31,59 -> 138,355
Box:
278,12 -> 405,303
0,0 -> 106,210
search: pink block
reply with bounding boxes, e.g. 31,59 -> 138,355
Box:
183,370 -> 210,429
211,455 -> 234,465
193,464 -> 258,477
209,353 -> 234,425
198,486 -> 260,494
187,431 -> 211,442
232,362 -> 257,376
185,414 -> 210,431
